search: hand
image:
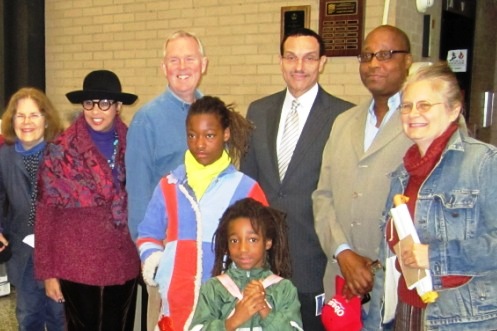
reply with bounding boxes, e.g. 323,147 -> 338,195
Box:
402,243 -> 429,269
225,282 -> 268,330
242,279 -> 265,298
44,278 -> 65,303
243,280 -> 271,319
337,250 -> 374,299
0,233 -> 8,252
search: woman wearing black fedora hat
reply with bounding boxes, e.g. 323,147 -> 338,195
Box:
34,70 -> 140,331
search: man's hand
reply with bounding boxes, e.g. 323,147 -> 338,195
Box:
336,249 -> 374,299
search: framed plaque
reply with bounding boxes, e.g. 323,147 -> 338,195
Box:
281,6 -> 310,41
319,0 -> 364,57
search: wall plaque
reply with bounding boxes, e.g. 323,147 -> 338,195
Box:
281,6 -> 310,41
319,0 -> 364,57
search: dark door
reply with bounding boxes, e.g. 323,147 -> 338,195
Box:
439,0 -> 475,121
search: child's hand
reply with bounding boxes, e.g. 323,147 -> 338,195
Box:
243,279 -> 265,298
243,280 -> 271,319
225,281 -> 268,330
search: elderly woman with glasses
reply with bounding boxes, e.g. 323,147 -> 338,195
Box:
34,70 -> 140,331
0,87 -> 65,331
369,62 -> 497,330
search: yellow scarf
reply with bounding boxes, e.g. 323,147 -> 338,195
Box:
184,150 -> 231,200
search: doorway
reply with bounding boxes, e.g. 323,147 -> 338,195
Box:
439,0 -> 475,123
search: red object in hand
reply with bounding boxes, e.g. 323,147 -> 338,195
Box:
158,315 -> 174,331
321,275 -> 363,331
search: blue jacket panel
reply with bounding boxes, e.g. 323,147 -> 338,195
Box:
126,88 -> 202,240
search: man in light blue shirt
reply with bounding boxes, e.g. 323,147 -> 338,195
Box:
125,30 -> 207,331
126,30 -> 207,241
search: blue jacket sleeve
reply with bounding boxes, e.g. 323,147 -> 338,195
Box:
126,112 -> 156,241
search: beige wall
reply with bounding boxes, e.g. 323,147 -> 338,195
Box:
45,0 -> 433,125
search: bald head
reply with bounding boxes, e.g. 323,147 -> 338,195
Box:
359,25 -> 412,99
367,25 -> 411,52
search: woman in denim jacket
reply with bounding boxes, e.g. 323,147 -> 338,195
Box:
372,62 -> 497,331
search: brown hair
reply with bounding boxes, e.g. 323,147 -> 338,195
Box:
1,87 -> 63,144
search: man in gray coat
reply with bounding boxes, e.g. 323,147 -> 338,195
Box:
312,25 -> 413,329
241,28 -> 353,330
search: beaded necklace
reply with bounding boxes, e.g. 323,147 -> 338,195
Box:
107,131 -> 119,170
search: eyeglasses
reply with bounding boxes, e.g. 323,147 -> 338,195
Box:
82,100 -> 116,111
14,113 -> 45,122
282,54 -> 321,64
357,50 -> 409,63
398,101 -> 444,114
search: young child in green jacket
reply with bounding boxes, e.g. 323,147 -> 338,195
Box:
189,198 -> 303,331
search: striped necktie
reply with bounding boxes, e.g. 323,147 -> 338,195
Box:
278,99 -> 300,180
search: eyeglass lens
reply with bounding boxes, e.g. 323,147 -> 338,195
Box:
399,101 -> 442,114
357,50 -> 408,63
82,100 -> 114,111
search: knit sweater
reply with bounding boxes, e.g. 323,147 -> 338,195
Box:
34,115 -> 140,286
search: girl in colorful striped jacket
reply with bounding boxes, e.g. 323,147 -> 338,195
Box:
136,96 -> 267,331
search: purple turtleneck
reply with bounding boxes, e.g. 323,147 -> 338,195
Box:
86,122 -> 119,184
87,123 -> 116,161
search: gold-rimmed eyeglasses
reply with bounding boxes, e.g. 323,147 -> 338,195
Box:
398,101 -> 444,114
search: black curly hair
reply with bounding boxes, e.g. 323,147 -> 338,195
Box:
212,198 -> 292,278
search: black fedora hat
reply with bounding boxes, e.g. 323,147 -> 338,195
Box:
66,70 -> 137,105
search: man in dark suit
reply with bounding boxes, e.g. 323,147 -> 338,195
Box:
240,28 -> 353,330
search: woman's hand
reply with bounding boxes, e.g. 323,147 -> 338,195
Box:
402,243 -> 429,269
44,278 -> 65,303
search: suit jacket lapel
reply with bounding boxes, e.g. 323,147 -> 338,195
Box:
363,108 -> 404,160
350,104 -> 368,160
266,91 -> 286,181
